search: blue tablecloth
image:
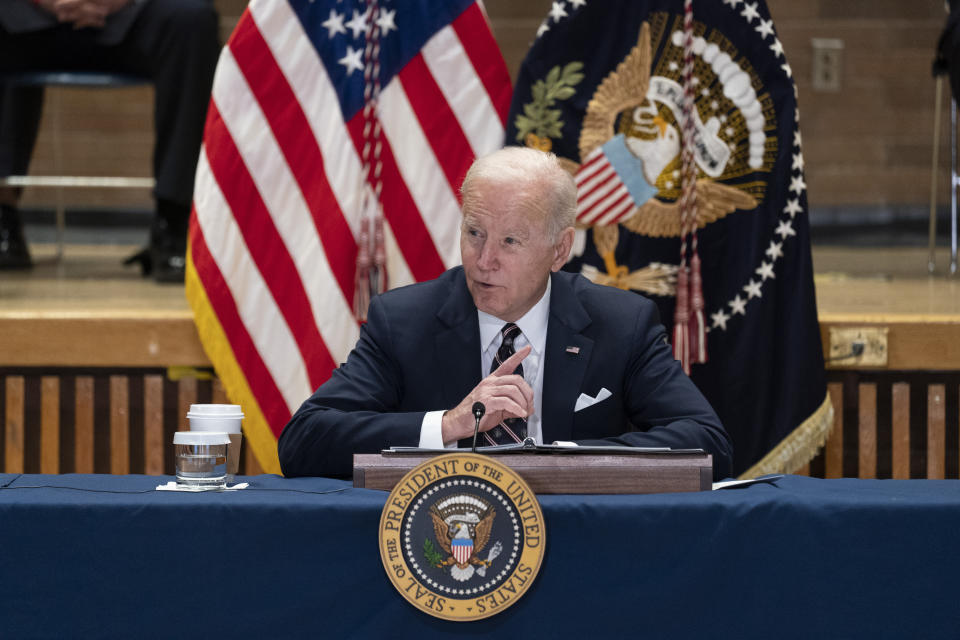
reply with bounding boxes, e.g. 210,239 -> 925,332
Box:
1,473 -> 958,639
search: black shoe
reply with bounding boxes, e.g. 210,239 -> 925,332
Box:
123,246 -> 152,276
152,245 -> 186,283
0,204 -> 32,269
149,217 -> 186,284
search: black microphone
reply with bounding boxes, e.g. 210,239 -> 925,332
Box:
471,402 -> 485,453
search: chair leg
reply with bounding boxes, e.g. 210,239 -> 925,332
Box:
55,198 -> 65,262
52,87 -> 65,262
953,98 -> 959,276
929,76 -> 942,274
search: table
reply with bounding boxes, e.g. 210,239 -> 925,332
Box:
1,474 -> 958,638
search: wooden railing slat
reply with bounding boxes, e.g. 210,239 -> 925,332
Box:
74,377 -> 94,474
858,383 -> 877,479
892,382 -> 911,479
178,378 -> 197,432
928,384 -> 946,479
144,375 -> 165,475
109,376 -> 129,475
245,442 -> 263,476
212,379 -> 229,405
826,382 -> 844,478
40,377 -> 59,474
5,377 -> 25,473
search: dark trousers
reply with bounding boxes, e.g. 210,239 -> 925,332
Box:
0,0 -> 219,224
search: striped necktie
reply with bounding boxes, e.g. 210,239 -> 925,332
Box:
484,322 -> 527,445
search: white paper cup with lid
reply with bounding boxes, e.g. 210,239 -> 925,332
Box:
174,431 -> 230,489
187,404 -> 244,483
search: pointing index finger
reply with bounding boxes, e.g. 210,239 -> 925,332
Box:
492,344 -> 531,377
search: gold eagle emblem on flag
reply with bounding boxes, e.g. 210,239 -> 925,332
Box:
519,18 -> 773,294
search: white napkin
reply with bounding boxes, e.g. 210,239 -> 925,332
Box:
155,481 -> 249,492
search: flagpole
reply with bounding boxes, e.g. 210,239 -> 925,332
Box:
355,0 -> 386,320
674,0 -> 706,373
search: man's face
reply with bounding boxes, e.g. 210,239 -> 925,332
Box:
460,181 -> 573,322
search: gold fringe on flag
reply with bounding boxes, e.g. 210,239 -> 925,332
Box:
738,392 -> 834,479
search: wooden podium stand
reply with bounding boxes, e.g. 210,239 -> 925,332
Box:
353,449 -> 712,494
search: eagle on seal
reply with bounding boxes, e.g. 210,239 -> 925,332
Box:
429,506 -> 495,582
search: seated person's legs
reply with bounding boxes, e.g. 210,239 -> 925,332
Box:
118,0 -> 220,282
0,0 -> 219,280
0,19 -> 116,271
0,85 -> 43,268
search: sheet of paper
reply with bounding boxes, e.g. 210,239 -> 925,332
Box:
712,475 -> 783,491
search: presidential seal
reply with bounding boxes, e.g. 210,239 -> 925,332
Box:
378,453 -> 546,621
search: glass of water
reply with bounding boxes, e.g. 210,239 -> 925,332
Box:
174,432 -> 230,489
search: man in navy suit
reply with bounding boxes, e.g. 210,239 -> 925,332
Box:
279,147 -> 732,480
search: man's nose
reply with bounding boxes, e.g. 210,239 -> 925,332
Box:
476,242 -> 498,270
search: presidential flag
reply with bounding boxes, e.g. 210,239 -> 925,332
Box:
508,0 -> 831,477
187,0 -> 511,472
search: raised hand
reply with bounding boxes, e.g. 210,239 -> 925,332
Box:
440,345 -> 533,444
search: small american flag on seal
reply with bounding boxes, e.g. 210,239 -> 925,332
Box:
452,538 -> 473,565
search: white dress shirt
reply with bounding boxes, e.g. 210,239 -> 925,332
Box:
418,279 -> 552,448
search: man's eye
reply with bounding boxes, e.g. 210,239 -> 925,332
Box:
504,237 -> 517,245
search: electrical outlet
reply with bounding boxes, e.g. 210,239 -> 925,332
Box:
812,38 -> 843,92
828,327 -> 888,367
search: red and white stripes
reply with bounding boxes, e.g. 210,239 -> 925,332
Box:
575,146 -> 637,226
188,0 -> 511,451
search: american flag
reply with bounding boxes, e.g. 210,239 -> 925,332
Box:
452,538 -> 473,565
575,135 -> 657,227
186,0 -> 511,472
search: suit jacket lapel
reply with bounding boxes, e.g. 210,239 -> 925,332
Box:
435,269 -> 482,408
542,273 -> 593,444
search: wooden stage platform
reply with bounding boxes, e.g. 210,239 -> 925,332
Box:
1,243 -> 959,479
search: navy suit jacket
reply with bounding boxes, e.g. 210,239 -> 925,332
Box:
279,268 -> 733,480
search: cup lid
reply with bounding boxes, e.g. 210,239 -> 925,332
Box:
174,431 -> 230,445
187,404 -> 244,419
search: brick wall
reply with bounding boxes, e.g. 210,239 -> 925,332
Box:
18,0 -> 953,216
769,1 -> 948,209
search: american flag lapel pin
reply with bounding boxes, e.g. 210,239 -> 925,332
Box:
565,346 -> 580,355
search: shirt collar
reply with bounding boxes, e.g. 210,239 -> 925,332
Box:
478,277 -> 551,355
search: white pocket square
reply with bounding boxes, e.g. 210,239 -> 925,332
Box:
574,387 -> 612,412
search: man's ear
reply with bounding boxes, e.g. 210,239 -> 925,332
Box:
551,227 -> 575,272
